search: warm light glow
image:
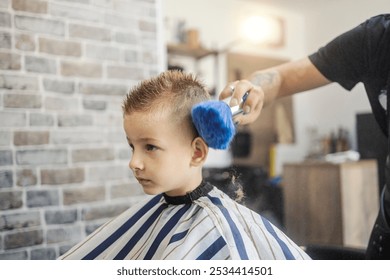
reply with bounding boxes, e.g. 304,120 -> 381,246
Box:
241,15 -> 282,45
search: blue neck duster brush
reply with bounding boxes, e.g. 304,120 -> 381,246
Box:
191,93 -> 248,150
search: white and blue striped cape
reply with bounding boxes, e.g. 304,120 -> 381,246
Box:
59,186 -> 310,260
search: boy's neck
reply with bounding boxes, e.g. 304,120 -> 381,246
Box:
164,175 -> 204,197
163,180 -> 213,204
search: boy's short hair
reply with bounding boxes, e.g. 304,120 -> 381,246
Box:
123,70 -> 211,137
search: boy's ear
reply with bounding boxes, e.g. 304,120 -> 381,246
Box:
191,137 -> 208,166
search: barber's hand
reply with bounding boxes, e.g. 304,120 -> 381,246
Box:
219,80 -> 264,125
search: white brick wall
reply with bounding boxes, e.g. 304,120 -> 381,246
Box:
0,0 -> 163,259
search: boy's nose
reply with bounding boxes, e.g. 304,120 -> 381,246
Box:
129,152 -> 143,171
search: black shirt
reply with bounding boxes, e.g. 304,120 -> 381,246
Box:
309,14 -> 390,136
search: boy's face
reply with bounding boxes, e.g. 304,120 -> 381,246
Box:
123,109 -> 201,196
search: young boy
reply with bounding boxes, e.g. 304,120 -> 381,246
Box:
59,70 -> 310,260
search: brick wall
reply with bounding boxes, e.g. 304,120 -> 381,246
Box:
0,0 -> 162,259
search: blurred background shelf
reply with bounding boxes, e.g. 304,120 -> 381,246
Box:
167,43 -> 218,59
283,160 -> 379,249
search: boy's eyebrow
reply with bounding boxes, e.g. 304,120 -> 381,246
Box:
125,136 -> 160,143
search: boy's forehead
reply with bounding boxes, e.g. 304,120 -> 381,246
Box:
124,108 -> 171,123
123,110 -> 176,134
124,110 -> 192,137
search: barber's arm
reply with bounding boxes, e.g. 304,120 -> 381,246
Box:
219,57 -> 331,125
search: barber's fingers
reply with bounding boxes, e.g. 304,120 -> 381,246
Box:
219,81 -> 239,100
233,85 -> 265,125
219,80 -> 265,125
233,80 -> 253,106
219,80 -> 252,106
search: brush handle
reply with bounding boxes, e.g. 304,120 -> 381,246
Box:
222,92 -> 249,117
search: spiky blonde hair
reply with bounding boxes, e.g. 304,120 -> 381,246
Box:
123,70 -> 211,137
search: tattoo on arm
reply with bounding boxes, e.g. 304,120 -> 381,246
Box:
250,71 -> 278,89
249,69 -> 281,104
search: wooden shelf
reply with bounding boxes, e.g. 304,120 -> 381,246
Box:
283,160 -> 379,248
167,44 -> 218,60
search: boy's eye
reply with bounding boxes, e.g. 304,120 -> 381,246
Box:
145,144 -> 157,151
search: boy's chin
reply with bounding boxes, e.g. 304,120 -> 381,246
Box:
141,186 -> 160,196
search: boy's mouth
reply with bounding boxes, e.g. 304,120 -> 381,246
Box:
136,177 -> 151,185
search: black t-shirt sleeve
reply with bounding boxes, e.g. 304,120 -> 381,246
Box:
309,14 -> 390,91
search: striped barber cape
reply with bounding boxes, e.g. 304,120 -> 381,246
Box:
59,184 -> 310,260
